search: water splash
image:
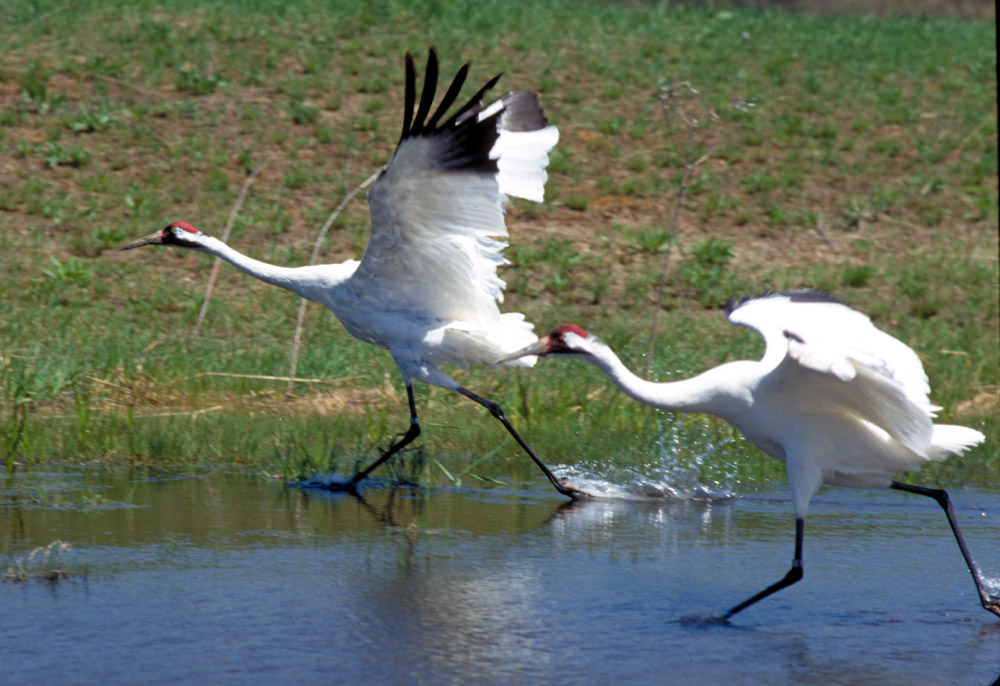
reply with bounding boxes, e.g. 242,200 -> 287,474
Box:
981,570 -> 1000,596
556,418 -> 736,502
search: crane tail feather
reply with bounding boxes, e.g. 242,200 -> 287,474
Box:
926,425 -> 985,462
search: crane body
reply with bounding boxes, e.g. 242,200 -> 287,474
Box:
502,290 -> 997,619
124,49 -> 585,497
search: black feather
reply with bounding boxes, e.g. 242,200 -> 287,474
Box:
440,72 -> 501,130
425,62 -> 469,131
400,53 -> 416,141
410,48 -> 439,136
726,289 -> 841,317
393,51 -> 550,176
785,288 -> 841,304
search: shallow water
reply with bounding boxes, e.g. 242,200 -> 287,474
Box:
2,468 -> 999,685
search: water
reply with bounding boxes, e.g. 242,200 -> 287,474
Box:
2,469 -> 999,685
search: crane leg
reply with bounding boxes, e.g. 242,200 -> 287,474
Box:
307,384 -> 421,493
348,383 -> 422,486
722,517 -> 805,621
456,386 -> 591,499
891,481 -> 1000,618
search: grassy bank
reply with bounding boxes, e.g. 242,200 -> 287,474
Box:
1,0 -> 996,487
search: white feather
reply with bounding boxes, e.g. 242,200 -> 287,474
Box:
340,87 -> 557,378
494,125 -> 559,202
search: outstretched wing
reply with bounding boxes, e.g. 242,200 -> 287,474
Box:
348,49 -> 558,336
726,290 -> 937,452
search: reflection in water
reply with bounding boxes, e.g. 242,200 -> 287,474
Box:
1,469 -> 999,686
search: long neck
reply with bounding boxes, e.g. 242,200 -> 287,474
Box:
196,236 -> 339,303
581,342 -> 746,416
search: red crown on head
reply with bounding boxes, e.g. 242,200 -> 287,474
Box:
170,221 -> 199,234
552,324 -> 588,339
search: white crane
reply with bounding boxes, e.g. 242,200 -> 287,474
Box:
501,290 -> 998,619
123,49 -> 586,498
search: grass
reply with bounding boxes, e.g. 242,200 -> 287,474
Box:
0,0 -> 996,489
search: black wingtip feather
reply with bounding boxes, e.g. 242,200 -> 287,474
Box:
784,288 -> 840,304
444,72 -> 502,129
394,50 -> 513,175
410,48 -> 439,137
725,289 -> 841,317
425,62 -> 469,131
400,52 -> 416,141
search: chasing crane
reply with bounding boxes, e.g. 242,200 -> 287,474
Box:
501,290 -> 998,619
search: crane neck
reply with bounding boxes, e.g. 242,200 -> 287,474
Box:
195,236 -> 331,302
580,342 -> 744,415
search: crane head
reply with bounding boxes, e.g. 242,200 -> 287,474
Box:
121,221 -> 207,251
497,324 -> 594,363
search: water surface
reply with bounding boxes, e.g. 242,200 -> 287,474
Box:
2,469 -> 999,685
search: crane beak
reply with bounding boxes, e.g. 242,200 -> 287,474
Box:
496,337 -> 551,365
121,231 -> 164,251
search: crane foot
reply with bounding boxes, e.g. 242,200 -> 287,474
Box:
558,480 -> 596,500
984,595 -> 1000,619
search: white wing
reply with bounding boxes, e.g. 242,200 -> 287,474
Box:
490,91 -> 560,202
727,291 -> 938,453
345,50 -> 557,354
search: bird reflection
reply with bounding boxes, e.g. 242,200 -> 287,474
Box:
299,488 -> 740,679
347,484 -> 424,530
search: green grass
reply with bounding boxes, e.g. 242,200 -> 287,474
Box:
0,0 -> 996,489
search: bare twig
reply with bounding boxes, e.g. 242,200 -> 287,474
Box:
83,375 -> 154,403
193,156 -> 272,336
6,2 -> 78,50
941,113 -> 993,165
172,372 -> 367,386
644,84 -> 724,378
308,168 -> 383,266
92,73 -> 157,98
286,168 -> 381,396
35,408 -> 227,421
126,407 -> 225,420
813,214 -> 838,251
658,82 -> 700,126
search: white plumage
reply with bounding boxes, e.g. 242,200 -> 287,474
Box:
123,49 -> 584,498
722,291 -> 970,502
503,290 -> 997,619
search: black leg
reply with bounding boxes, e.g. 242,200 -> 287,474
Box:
309,384 -> 421,492
456,386 -> 590,499
891,481 -> 1000,618
723,517 -> 805,621
300,383 -> 420,497
347,382 -> 422,487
